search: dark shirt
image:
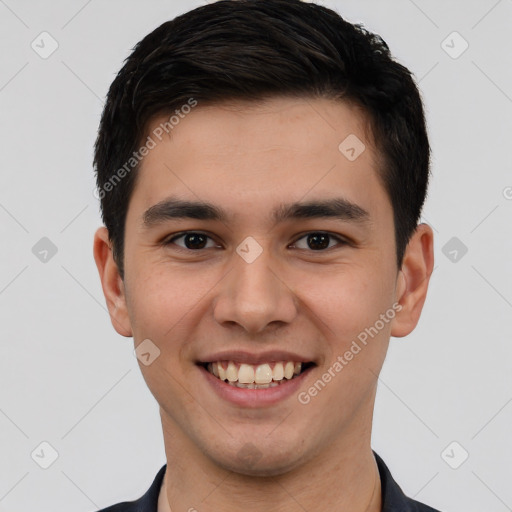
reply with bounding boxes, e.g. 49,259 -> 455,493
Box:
97,451 -> 442,511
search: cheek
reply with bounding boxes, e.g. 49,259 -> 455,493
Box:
125,268 -> 184,340
126,264 -> 220,344
300,263 -> 393,342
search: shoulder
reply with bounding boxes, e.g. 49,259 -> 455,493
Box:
404,497 -> 443,512
96,503 -> 134,512
95,464 -> 167,512
373,451 -> 444,512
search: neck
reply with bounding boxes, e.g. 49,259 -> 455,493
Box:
159,415 -> 382,512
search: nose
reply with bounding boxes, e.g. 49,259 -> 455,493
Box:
212,244 -> 298,335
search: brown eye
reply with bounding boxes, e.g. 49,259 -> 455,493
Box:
292,232 -> 346,251
166,232 -> 217,250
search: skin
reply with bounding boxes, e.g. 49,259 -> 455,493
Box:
94,97 -> 434,512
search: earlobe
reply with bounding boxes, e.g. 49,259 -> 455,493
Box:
390,223 -> 434,338
93,226 -> 133,337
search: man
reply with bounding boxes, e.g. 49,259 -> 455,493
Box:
92,0 -> 439,510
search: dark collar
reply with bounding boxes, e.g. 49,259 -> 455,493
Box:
97,451 -> 441,511
373,451 -> 441,511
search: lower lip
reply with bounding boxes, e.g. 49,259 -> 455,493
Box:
198,364 -> 314,408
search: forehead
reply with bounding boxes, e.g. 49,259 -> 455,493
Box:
129,97 -> 390,229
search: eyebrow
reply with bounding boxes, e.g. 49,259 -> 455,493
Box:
142,195 -> 371,228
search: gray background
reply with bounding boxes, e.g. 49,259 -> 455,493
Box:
1,0 -> 511,511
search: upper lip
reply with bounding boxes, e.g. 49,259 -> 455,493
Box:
197,350 -> 316,365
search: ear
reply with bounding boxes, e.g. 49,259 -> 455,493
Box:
93,226 -> 133,337
390,223 -> 434,338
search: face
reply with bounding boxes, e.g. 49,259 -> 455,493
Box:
94,97 -> 433,476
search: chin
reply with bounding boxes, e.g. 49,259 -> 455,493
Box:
210,443 -> 307,477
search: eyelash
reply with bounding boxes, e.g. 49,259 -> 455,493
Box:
163,231 -> 349,253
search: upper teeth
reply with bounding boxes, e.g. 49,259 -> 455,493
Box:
208,361 -> 302,384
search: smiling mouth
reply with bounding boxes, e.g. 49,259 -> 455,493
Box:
200,360 -> 316,389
